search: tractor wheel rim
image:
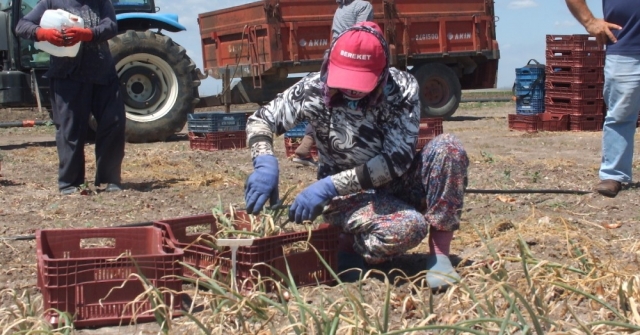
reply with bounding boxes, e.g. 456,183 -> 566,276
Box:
119,66 -> 163,109
115,53 -> 178,123
423,77 -> 450,108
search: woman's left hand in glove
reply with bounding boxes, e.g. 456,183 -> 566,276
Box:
289,177 -> 338,224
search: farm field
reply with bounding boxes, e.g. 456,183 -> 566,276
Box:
1,101 -> 640,334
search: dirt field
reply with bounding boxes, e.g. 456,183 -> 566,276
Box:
1,102 -> 640,334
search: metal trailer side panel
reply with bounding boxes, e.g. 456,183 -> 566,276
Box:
200,0 -> 498,86
199,1 -> 270,79
374,0 -> 488,15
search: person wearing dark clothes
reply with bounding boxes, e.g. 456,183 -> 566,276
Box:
565,0 -> 640,198
293,0 -> 374,167
15,0 -> 126,195
245,22 -> 468,290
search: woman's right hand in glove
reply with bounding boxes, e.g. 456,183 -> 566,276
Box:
35,28 -> 64,46
245,155 -> 279,214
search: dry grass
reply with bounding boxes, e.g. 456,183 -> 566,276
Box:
2,106 -> 639,333
3,208 -> 640,334
121,147 -> 243,188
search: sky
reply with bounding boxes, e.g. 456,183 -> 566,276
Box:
159,0 -> 604,96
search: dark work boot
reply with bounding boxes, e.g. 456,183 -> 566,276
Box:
595,179 -> 622,198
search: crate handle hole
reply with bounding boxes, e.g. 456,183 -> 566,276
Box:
80,238 -> 116,249
186,224 -> 213,237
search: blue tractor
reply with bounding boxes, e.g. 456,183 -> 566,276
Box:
0,0 -> 201,143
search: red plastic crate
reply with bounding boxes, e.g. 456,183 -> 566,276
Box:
545,97 -> 604,115
284,137 -> 319,159
569,114 -> 604,131
545,65 -> 603,83
545,49 -> 605,68
546,34 -> 602,52
154,211 -> 340,292
419,117 -> 444,138
545,81 -> 603,100
537,113 -> 569,132
508,114 -> 539,132
416,117 -> 444,151
188,131 -> 247,151
545,88 -> 602,100
36,227 -> 183,328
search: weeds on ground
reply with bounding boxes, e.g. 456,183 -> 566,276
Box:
529,170 -> 542,183
0,289 -> 72,334
6,211 -> 640,334
167,221 -> 640,334
481,151 -> 495,164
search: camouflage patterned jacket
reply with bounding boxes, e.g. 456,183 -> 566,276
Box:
246,67 -> 421,196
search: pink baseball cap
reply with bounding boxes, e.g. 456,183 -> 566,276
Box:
327,22 -> 386,93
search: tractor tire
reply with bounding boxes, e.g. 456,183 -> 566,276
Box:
412,63 -> 461,119
109,30 -> 200,143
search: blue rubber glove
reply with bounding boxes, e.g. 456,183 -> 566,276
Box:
289,176 -> 338,224
245,155 -> 279,214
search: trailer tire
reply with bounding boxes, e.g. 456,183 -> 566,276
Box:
412,63 -> 461,119
109,30 -> 200,143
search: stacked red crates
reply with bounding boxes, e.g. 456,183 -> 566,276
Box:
284,118 -> 443,156
187,112 -> 248,151
545,35 -> 605,131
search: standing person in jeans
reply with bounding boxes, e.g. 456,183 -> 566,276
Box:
293,0 -> 374,167
15,0 -> 126,195
565,0 -> 640,197
245,22 -> 468,290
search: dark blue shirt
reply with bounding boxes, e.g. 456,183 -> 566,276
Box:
603,0 -> 640,54
15,0 -> 118,84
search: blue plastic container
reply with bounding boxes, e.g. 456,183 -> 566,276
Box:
515,86 -> 545,99
513,59 -> 546,114
516,96 -> 545,115
284,122 -> 309,138
187,112 -> 247,132
513,59 -> 546,99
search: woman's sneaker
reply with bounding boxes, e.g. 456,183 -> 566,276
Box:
292,155 -> 317,167
426,254 -> 460,291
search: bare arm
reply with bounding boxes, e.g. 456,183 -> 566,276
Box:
565,0 -> 622,46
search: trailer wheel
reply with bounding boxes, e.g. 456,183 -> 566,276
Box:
412,63 -> 461,119
109,30 -> 200,143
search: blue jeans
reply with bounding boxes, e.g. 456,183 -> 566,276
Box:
600,54 -> 640,183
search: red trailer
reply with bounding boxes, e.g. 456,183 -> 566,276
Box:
197,0 -> 499,118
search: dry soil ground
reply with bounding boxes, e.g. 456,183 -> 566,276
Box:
1,102 -> 640,334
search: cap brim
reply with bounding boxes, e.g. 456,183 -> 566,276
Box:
327,63 -> 381,93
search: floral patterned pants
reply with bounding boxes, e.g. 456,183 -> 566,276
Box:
322,134 -> 469,264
